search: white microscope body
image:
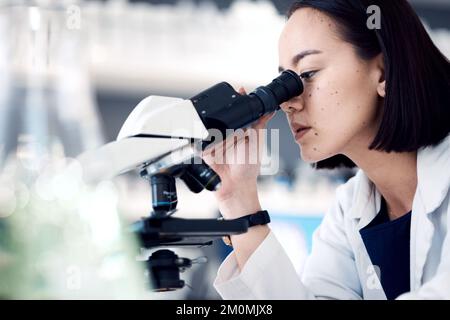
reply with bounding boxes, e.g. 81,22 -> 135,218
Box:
78,96 -> 209,184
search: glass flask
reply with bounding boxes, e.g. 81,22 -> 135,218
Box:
0,1 -> 147,298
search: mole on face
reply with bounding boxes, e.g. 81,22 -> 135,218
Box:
314,132 -> 318,136
313,147 -> 318,151
309,94 -> 312,98
321,108 -> 324,111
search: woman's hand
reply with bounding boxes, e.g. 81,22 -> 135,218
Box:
202,87 -> 275,219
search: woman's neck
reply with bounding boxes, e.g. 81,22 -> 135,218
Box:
345,148 -> 418,220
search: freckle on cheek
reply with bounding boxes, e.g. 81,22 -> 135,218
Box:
314,132 -> 318,136
309,94 -> 312,97
321,108 -> 324,111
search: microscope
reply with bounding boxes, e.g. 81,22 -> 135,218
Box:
78,70 -> 303,291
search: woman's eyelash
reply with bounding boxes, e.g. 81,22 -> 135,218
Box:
299,71 -> 317,80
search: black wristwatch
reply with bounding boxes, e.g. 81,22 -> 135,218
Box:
222,210 -> 271,247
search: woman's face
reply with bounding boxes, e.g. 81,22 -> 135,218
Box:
278,8 -> 385,163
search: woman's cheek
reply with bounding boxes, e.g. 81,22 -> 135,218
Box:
300,80 -> 352,160
310,109 -> 355,158
299,125 -> 339,162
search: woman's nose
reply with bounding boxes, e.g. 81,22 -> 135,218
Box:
280,98 -> 304,114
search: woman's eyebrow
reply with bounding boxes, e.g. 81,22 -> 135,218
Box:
278,50 -> 323,73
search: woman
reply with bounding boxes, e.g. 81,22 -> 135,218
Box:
203,0 -> 450,299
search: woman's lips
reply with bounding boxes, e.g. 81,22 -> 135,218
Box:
294,127 -> 311,141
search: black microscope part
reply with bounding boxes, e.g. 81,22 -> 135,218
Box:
190,69 -> 303,140
151,174 -> 178,215
180,158 -> 221,192
146,250 -> 187,291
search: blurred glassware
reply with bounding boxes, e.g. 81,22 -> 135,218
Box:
0,1 -> 146,298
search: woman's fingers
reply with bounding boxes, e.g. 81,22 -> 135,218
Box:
238,87 -> 247,95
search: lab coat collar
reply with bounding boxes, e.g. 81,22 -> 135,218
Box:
416,133 -> 450,214
349,133 -> 450,221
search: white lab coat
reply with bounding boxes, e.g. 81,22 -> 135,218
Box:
214,133 -> 450,300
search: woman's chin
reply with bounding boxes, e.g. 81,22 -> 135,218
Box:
300,148 -> 333,164
299,151 -> 321,164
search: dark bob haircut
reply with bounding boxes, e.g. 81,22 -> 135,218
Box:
287,0 -> 450,169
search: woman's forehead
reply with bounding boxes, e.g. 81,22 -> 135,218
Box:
279,9 -> 341,64
281,9 -> 338,47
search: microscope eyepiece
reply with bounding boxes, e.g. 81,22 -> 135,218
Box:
256,69 -> 304,109
191,70 -> 303,136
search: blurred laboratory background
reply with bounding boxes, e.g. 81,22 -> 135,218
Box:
0,0 -> 449,299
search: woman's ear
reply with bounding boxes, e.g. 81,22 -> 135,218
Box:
378,79 -> 386,98
374,53 -> 386,98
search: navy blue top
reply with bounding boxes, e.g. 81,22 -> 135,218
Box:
359,198 -> 412,300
